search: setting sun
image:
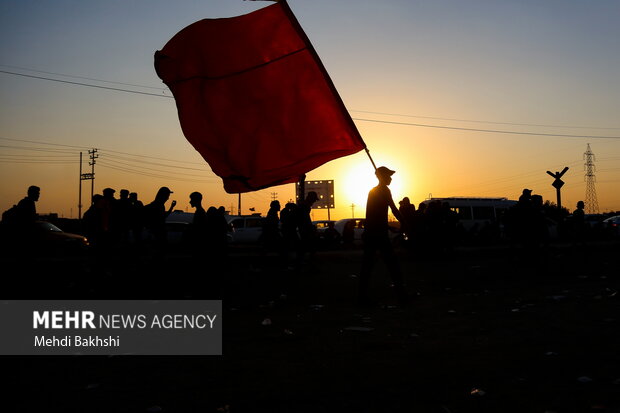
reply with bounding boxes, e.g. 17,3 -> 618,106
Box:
341,161 -> 404,216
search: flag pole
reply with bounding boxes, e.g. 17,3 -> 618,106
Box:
365,147 -> 377,171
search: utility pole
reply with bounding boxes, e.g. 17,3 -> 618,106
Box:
78,149 -> 97,218
584,143 -> 600,214
78,152 -> 83,219
238,193 -> 241,216
88,149 -> 98,203
546,166 -> 569,210
351,203 -> 355,218
270,192 -> 278,202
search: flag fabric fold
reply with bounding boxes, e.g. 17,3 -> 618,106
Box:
155,1 -> 365,193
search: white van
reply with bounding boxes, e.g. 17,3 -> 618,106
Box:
422,197 -> 517,231
226,214 -> 264,243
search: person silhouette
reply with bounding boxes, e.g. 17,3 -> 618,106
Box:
280,202 -> 299,268
18,185 -> 40,223
128,192 -> 144,245
511,188 -> 534,245
3,185 -> 40,250
519,188 -> 533,205
98,187 -> 117,251
342,219 -> 355,247
409,202 -> 429,254
190,192 -> 207,223
398,196 -> 416,245
572,200 -> 586,241
82,194 -> 104,248
441,201 -> 459,254
297,191 -> 319,267
189,191 -> 207,254
322,221 -> 341,249
114,189 -> 132,244
359,166 -> 409,306
143,187 -> 176,250
261,200 -> 283,251
215,206 -> 229,256
2,185 -> 41,228
573,200 -> 585,221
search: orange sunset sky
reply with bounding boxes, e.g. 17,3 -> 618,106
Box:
1,0 -> 619,220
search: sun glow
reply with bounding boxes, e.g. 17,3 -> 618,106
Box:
341,162 -> 404,216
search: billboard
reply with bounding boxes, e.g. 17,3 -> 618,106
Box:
295,180 -> 335,209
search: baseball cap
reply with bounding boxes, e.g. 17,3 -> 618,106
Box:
375,166 -> 395,177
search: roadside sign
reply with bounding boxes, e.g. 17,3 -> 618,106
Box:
295,180 -> 335,209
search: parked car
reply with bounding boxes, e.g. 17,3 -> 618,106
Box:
0,220 -> 89,255
166,210 -> 195,224
165,213 -> 234,245
422,197 -> 517,233
226,214 -> 264,244
313,220 -> 336,234
333,218 -> 402,246
603,215 -> 620,237
584,214 -> 605,228
334,218 -> 366,245
36,221 -> 89,250
312,220 -> 340,248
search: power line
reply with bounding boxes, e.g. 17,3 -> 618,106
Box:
0,135 -> 221,183
350,109 -> 620,130
351,118 -> 620,140
0,136 -> 90,150
100,156 -> 217,178
0,64 -> 168,92
438,159 -> 586,198
0,153 -> 76,159
6,65 -> 620,132
0,137 -> 208,166
0,70 -> 173,98
97,161 -> 216,183
2,135 -> 612,204
0,159 -> 77,164
3,70 -> 620,140
455,166 -> 577,195
0,145 -> 76,154
100,149 -> 209,166
102,152 -> 213,171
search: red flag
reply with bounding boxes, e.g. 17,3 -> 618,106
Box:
155,1 -> 365,193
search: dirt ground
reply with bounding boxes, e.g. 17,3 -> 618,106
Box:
8,239 -> 620,413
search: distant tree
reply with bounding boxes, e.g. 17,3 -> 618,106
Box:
543,200 -> 569,222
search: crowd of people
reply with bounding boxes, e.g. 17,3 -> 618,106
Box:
80,187 -> 231,261
1,177 -> 617,307
394,188 -> 611,252
2,180 -> 614,267
259,191 -> 321,270
396,196 -> 460,254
